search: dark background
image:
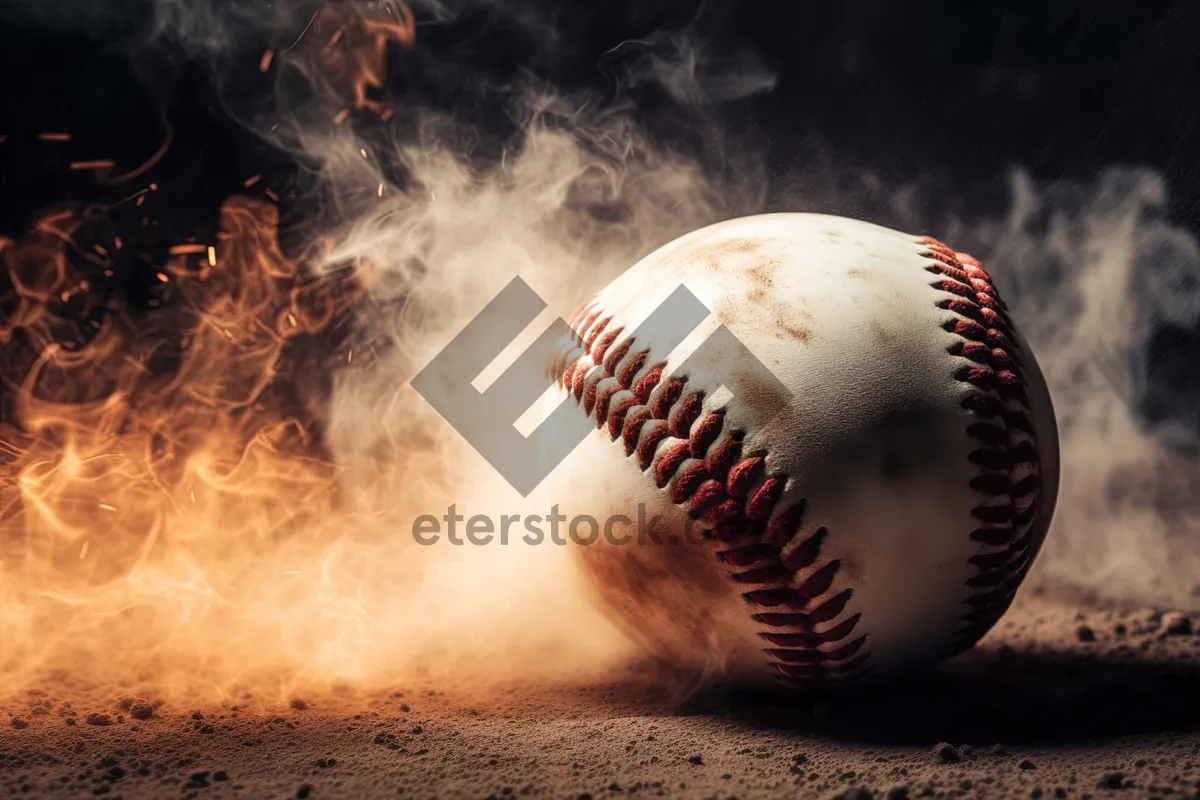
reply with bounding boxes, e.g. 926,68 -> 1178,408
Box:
2,0 -> 1199,429
4,1 -> 1199,227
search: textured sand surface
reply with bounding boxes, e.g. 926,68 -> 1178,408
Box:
3,586 -> 1200,800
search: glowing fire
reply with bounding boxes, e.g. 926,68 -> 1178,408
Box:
0,0 -> 633,710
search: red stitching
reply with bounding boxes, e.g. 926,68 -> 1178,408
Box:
553,235 -> 1043,687
552,305 -> 864,688
918,236 -> 1042,655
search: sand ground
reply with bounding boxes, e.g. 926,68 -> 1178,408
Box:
3,586 -> 1200,800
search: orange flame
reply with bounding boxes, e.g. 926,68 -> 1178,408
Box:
0,197 -> 370,701
309,0 -> 416,118
0,0 -> 636,711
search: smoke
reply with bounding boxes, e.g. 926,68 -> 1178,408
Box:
262,0 -> 1200,613
950,167 -> 1200,605
782,160 -> 1200,605
0,0 -> 781,705
278,0 -> 781,694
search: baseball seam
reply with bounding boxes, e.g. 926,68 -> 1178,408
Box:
551,235 -> 1039,688
919,237 -> 1040,655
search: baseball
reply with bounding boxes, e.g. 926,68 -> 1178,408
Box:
541,212 -> 1060,690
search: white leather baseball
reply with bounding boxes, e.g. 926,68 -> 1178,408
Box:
539,212 -> 1059,690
